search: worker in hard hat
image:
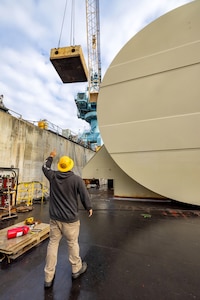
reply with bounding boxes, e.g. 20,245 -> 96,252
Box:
42,150 -> 93,288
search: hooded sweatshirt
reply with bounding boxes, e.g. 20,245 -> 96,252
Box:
42,156 -> 92,223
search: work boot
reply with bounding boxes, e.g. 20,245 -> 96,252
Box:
44,281 -> 53,289
72,262 -> 87,279
44,274 -> 55,289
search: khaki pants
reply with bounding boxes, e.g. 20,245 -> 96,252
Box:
44,219 -> 82,282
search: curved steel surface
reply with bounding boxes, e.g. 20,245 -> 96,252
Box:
98,1 -> 200,205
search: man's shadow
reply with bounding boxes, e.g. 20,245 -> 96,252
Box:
68,277 -> 81,300
44,278 -> 81,300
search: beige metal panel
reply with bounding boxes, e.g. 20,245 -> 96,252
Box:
82,145 -> 119,179
99,31 -> 200,125
100,113 -> 200,153
113,150 -> 200,204
103,41 -> 200,90
82,146 -> 164,199
97,1 -> 200,205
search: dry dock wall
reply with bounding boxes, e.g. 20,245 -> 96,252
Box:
0,110 -> 94,185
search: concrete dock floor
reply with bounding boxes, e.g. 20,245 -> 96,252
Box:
0,188 -> 200,300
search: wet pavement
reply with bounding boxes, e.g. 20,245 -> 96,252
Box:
0,188 -> 200,300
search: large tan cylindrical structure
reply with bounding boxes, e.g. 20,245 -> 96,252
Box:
98,1 -> 200,205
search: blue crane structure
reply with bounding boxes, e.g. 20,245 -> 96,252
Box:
74,0 -> 102,150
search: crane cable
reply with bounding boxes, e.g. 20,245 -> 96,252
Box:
70,0 -> 75,46
57,0 -> 75,48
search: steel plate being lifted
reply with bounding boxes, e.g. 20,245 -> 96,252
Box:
50,46 -> 88,83
97,1 -> 200,205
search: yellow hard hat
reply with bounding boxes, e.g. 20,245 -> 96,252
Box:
25,217 -> 34,225
57,156 -> 74,172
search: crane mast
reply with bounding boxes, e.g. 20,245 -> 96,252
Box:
86,0 -> 101,99
74,0 -> 102,150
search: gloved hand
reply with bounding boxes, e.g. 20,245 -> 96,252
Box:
50,150 -> 56,157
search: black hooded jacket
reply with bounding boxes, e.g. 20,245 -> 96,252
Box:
42,156 -> 92,223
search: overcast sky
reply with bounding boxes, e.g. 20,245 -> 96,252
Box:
0,0 -> 192,134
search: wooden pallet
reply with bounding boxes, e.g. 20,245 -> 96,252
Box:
0,221 -> 50,262
0,207 -> 17,220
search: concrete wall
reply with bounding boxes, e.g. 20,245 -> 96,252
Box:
0,110 -> 94,185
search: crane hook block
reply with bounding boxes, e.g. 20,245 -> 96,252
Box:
50,45 -> 88,83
